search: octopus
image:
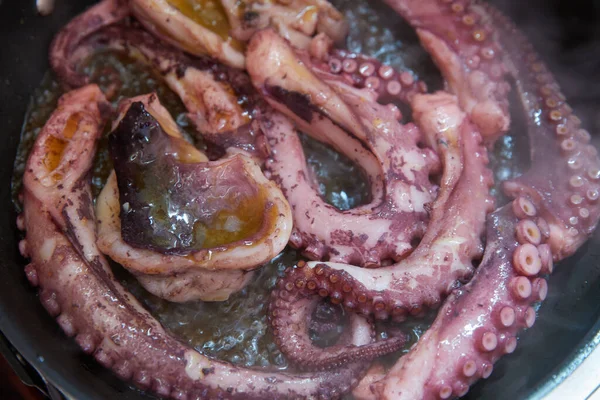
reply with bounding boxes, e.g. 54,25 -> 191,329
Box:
13,0 -> 600,399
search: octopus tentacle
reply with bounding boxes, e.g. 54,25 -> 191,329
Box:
20,85 -> 375,399
486,4 -> 600,257
383,0 -> 511,142
49,0 -> 129,88
268,92 -> 493,366
54,16 -> 269,159
268,260 -> 408,370
247,29 -> 440,266
373,203 -> 538,400
96,94 -> 291,301
369,6 -> 600,399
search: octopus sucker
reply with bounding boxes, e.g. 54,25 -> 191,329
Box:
20,85 -> 376,399
15,0 -> 600,399
96,93 -> 292,301
308,47 -> 426,104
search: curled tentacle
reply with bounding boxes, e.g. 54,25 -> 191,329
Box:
370,5 -> 600,399
269,260 -> 407,370
96,94 -> 291,301
247,29 -> 440,266
268,91 -> 493,365
383,0 -> 511,142
21,85 -> 375,399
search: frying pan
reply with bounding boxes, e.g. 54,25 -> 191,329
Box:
1,0 -> 600,399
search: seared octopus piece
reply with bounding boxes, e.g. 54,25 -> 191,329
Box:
220,0 -> 348,47
18,84 -> 382,399
62,0 -> 348,69
365,5 -> 600,399
130,0 -> 246,68
247,29 -> 442,266
52,10 -> 269,161
96,93 -> 292,301
383,0 -> 511,142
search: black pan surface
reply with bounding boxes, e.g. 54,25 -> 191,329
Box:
1,0 -> 600,399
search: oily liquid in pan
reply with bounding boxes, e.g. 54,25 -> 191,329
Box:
11,0 -> 527,375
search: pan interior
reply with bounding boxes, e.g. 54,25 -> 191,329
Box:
1,1 -> 600,399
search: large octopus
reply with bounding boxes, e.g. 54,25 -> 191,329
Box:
14,0 -> 600,399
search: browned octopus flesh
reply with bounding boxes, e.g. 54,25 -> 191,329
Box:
15,0 -> 600,399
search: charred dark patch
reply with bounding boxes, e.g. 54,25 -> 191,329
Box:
265,85 -> 314,123
77,192 -> 94,221
243,11 -> 260,23
61,209 -> 85,257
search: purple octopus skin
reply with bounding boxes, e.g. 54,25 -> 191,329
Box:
383,0 -> 512,143
247,29 -> 442,267
361,5 -> 600,400
50,3 -> 269,160
18,84 -> 380,399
